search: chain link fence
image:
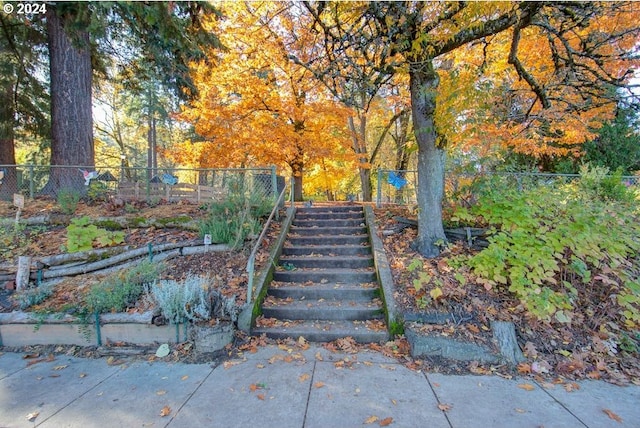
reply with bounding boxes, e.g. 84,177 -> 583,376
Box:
0,164 -> 284,204
376,169 -> 640,207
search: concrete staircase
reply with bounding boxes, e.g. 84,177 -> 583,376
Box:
252,204 -> 389,343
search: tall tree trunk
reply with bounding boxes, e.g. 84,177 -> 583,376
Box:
348,115 -> 372,202
42,4 -> 94,196
0,74 -> 18,200
410,61 -> 446,258
393,110 -> 411,203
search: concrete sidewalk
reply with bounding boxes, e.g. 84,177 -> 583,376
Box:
1,345 -> 638,428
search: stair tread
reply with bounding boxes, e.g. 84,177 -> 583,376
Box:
252,319 -> 388,343
270,280 -> 379,288
280,255 -> 373,261
263,297 -> 383,308
253,204 -> 388,342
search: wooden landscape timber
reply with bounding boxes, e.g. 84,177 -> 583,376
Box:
0,240 -> 230,282
386,216 -> 489,249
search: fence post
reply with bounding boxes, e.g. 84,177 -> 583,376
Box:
270,165 -> 277,200
376,169 -> 383,208
29,165 -> 35,199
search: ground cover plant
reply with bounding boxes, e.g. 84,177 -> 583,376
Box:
381,165 -> 640,384
452,165 -> 640,325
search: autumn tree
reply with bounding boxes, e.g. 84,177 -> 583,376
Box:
302,1 -> 640,257
180,2 -> 351,201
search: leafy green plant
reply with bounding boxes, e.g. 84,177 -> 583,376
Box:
85,261 -> 163,314
14,283 -> 55,310
454,170 -> 640,323
577,164 -> 634,203
65,216 -> 125,253
57,188 -> 81,214
86,181 -> 110,203
148,275 -> 213,324
406,257 -> 444,307
199,179 -> 271,248
0,223 -> 29,259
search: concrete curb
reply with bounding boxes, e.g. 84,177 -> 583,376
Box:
0,310 -> 233,352
364,205 -> 400,334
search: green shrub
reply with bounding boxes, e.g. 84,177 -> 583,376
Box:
66,216 -> 125,253
86,261 -> 163,314
577,164 -> 634,203
15,283 -> 55,310
453,170 -> 640,324
148,275 -> 214,324
86,181 -> 110,203
199,180 -> 272,248
57,188 -> 81,214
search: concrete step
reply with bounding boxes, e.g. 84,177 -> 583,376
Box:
289,226 -> 368,236
268,281 -> 379,300
273,268 -> 377,283
296,212 -> 365,221
292,218 -> 365,228
287,235 -> 369,246
261,298 -> 384,321
252,319 -> 389,343
296,205 -> 363,214
279,255 -> 374,269
282,245 -> 372,256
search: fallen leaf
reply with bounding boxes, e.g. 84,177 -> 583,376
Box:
79,373 -> 87,378
379,417 -> 393,426
249,383 -> 261,392
315,352 -> 323,361
517,363 -> 531,374
517,383 -> 535,391
26,412 -> 39,422
603,409 -> 622,423
159,406 -> 171,417
531,360 -> 551,374
515,408 -> 527,414
181,375 -> 189,381
314,382 -> 325,389
564,382 -> 580,392
223,360 -> 243,369
364,415 -> 379,424
391,399 -> 397,405
257,394 -> 265,400
155,344 -> 170,358
23,353 -> 40,360
156,390 -> 167,396
438,403 -> 452,412
256,364 -> 265,369
53,365 -> 68,371
299,373 -> 310,382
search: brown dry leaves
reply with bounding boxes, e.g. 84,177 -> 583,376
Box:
364,415 -> 394,426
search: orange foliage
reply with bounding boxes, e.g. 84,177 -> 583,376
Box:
176,2 -> 352,179
433,2 -> 640,158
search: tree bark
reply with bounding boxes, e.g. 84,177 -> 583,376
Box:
348,115 -> 373,202
42,4 -> 94,196
0,81 -> 18,200
410,61 -> 447,258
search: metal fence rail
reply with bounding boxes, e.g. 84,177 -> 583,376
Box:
0,164 -> 283,204
376,169 -> 640,207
